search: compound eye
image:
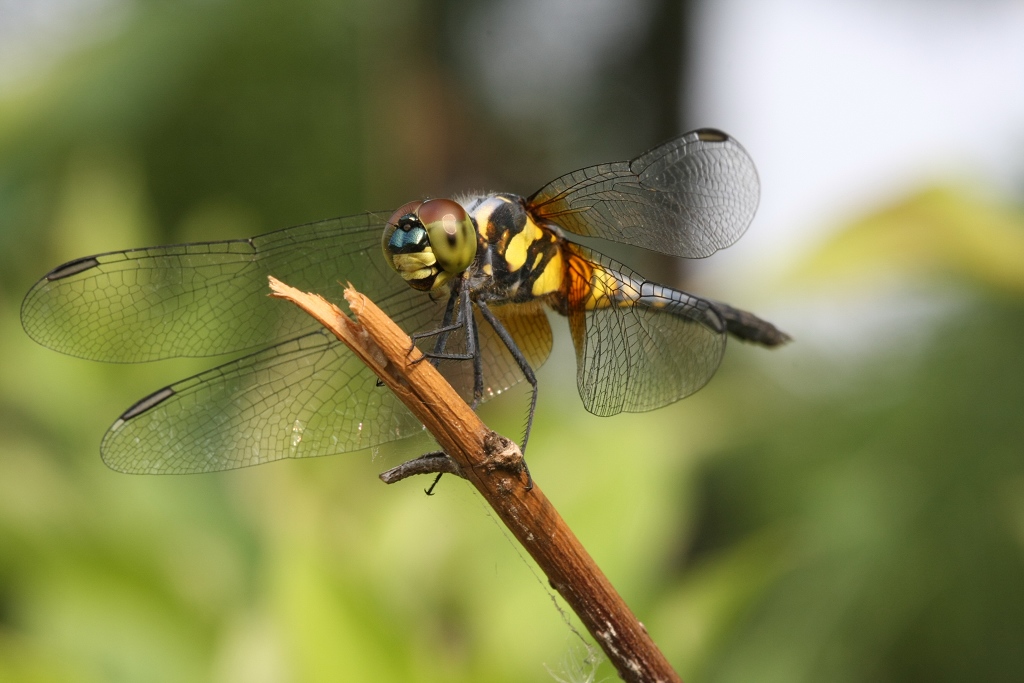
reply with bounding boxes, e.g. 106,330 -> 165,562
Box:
418,198 -> 477,274
381,200 -> 425,271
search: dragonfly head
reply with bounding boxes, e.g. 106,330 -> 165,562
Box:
382,199 -> 478,291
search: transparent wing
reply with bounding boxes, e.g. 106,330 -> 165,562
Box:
20,211 -> 426,362
99,296 -> 552,474
527,129 -> 759,258
101,330 -> 426,474
564,245 -> 728,417
102,309 -> 552,473
21,207 -> 558,472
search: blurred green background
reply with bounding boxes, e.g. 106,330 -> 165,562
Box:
1,0 -> 1023,681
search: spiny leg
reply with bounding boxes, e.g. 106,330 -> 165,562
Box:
410,279 -> 462,358
402,284 -> 483,494
425,471 -> 444,496
378,281 -> 462,388
476,300 -> 537,489
415,285 -> 477,363
469,302 -> 484,409
417,287 -> 482,493
420,291 -> 485,493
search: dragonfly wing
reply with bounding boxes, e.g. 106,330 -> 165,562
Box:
102,301 -> 552,473
526,129 -> 758,258
564,245 -> 727,417
21,211 -> 423,362
101,330 -> 426,473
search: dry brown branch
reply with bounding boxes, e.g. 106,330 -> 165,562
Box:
378,451 -> 464,485
268,276 -> 682,683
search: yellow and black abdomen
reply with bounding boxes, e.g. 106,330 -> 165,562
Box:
558,242 -> 788,348
557,244 -> 681,314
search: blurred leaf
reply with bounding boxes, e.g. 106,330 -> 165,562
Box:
793,186 -> 1024,294
681,293 -> 1024,683
6,0 -> 1023,679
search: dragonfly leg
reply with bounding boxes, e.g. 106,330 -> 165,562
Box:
411,322 -> 464,342
476,300 -> 536,490
417,286 -> 476,362
382,283 -> 489,494
424,472 -> 444,496
404,287 -> 484,495
377,283 -> 463,387
418,282 -> 462,357
470,302 -> 484,409
414,286 -> 483,405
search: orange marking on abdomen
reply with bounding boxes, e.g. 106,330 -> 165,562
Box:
562,252 -> 640,311
563,251 -> 594,311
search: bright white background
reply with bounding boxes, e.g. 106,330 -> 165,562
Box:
689,0 -> 1024,282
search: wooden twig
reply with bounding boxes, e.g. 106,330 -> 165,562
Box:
378,451 -> 464,485
268,276 -> 682,683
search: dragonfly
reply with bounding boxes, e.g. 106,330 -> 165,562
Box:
22,128 -> 789,475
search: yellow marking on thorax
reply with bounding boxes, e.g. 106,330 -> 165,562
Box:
531,247 -> 563,296
469,195 -> 510,242
504,217 -> 544,272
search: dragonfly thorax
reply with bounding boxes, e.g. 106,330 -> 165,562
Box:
463,194 -> 566,304
382,198 -> 478,291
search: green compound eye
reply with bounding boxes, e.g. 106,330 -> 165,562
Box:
417,198 -> 477,275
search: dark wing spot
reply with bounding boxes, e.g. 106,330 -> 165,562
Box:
119,387 -> 176,421
45,257 -> 100,280
695,128 -> 729,142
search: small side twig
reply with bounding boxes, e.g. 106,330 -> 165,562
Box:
378,451 -> 464,484
268,276 -> 682,683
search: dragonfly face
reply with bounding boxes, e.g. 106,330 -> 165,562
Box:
382,198 -> 478,292
22,128 -> 790,474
